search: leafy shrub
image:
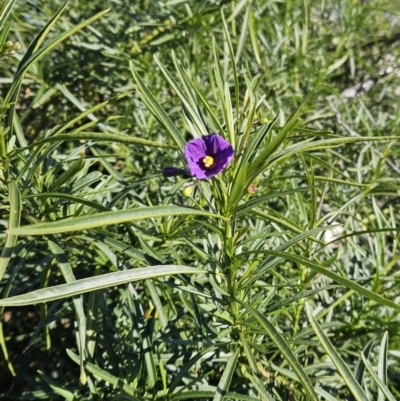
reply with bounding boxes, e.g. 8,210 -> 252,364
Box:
0,0 -> 399,400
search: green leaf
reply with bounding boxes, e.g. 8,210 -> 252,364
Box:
5,4 -> 110,136
315,386 -> 340,401
130,61 -> 186,150
239,301 -> 318,401
227,163 -> 247,212
14,132 -> 174,156
0,265 -> 205,306
213,348 -> 240,401
38,370 -> 75,401
8,205 -> 226,236
0,322 -> 15,376
378,332 -> 389,401
249,87 -> 318,178
240,333 -> 275,401
305,304 -> 368,401
168,388 -> 259,401
234,185 -> 321,220
267,136 -> 399,170
239,116 -> 279,168
0,0 -> 18,33
221,11 -> 239,128
47,236 -> 87,383
24,193 -> 109,213
168,347 -> 217,395
350,339 -> 374,401
265,286 -> 339,313
67,350 -> 139,399
154,55 -> 208,137
262,250 -> 400,312
244,372 -> 275,401
49,152 -> 84,191
361,349 -> 396,401
0,182 -> 21,282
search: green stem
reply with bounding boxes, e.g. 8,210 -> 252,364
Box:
224,217 -> 237,319
0,126 -> 9,182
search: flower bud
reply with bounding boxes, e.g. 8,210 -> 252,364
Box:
247,184 -> 257,194
162,166 -> 189,177
182,185 -> 194,197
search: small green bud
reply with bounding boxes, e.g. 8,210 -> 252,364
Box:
182,185 -> 194,197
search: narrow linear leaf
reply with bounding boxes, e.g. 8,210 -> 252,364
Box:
239,301 -> 318,401
350,339 -> 374,401
221,11 -> 239,127
5,6 -> 110,134
262,250 -> 400,312
315,386 -> 340,401
0,182 -> 21,282
240,334 -> 275,401
0,265 -> 205,306
4,0 -> 69,132
268,136 -> 399,167
13,132 -> 174,156
378,332 -> 389,401
239,116 -> 279,168
168,347 -> 216,396
55,84 -> 119,133
169,388 -> 259,401
250,87 -> 318,176
361,352 -> 396,401
49,152 -> 84,191
8,205 -> 226,236
181,67 -> 225,134
25,193 -> 109,213
38,370 -> 75,401
0,322 -> 15,376
130,61 -> 186,150
0,0 -> 18,32
213,348 -> 240,401
265,286 -> 339,313
305,304 -> 368,401
154,55 -> 207,137
251,135 -> 399,185
244,372 -> 275,401
67,350 -> 139,399
47,236 -> 87,383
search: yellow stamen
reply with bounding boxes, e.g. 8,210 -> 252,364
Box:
203,155 -> 214,168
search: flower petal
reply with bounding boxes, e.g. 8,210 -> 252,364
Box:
184,134 -> 234,179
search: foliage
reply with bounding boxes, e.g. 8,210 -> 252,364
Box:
0,0 -> 399,400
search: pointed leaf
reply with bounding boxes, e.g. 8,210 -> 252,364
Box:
378,332 -> 389,401
360,351 -> 396,401
130,62 -> 186,149
306,304 -> 368,401
239,301 -> 318,400
213,348 -> 240,401
0,265 -> 206,306
260,250 -> 400,311
8,205 -> 226,236
0,182 -> 21,282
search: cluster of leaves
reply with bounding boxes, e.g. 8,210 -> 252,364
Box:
0,0 -> 399,400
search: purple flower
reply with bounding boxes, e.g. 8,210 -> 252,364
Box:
184,134 -> 234,179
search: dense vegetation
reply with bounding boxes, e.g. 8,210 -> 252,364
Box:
0,0 -> 399,400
